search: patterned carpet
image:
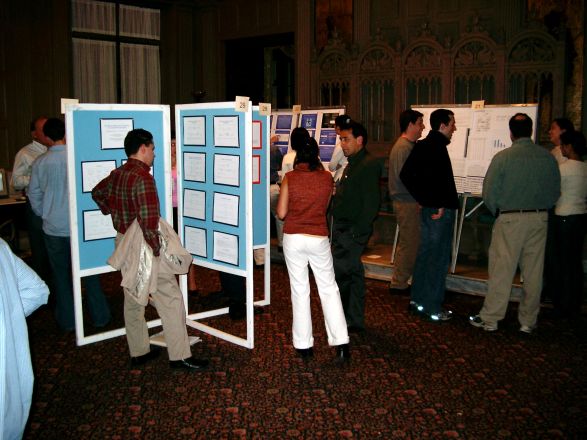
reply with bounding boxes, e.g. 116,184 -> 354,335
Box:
24,263 -> 587,439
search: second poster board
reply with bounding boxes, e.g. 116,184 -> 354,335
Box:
413,104 -> 539,195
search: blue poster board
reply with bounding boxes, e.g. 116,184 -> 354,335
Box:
176,103 -> 252,275
252,108 -> 269,247
67,105 -> 170,273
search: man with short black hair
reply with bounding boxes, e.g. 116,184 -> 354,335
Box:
388,109 -> 424,293
93,128 -> 209,370
470,113 -> 560,333
400,109 -> 459,322
28,117 -> 111,331
331,120 -> 382,332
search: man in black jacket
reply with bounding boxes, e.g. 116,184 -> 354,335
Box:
400,109 -> 459,321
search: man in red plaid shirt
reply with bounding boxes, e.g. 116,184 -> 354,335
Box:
92,128 -> 208,371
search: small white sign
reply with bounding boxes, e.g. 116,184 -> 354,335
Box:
235,96 -> 250,113
471,100 -> 485,109
292,105 -> 302,114
259,102 -> 271,116
61,98 -> 79,114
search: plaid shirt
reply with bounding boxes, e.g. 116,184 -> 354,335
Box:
92,158 -> 161,256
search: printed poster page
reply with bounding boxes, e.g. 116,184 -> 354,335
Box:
83,210 -> 117,241
185,226 -> 207,257
213,231 -> 239,265
213,116 -> 239,147
214,154 -> 240,186
213,192 -> 240,226
183,116 -> 206,146
183,189 -> 206,220
81,160 -> 116,193
100,118 -> 134,149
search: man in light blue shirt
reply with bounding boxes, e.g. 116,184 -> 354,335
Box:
28,118 -> 111,331
0,238 -> 49,440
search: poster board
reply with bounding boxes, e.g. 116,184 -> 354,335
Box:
66,104 -> 171,346
413,104 -> 539,195
270,107 -> 345,163
176,102 -> 256,348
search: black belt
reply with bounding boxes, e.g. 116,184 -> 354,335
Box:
499,209 -> 547,214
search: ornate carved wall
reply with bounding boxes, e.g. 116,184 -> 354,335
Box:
311,0 -> 576,156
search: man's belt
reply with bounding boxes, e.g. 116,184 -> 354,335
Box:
499,209 -> 548,214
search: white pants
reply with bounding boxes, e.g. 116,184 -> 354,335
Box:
283,233 -> 349,349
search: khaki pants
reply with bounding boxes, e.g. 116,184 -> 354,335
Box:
480,212 -> 548,328
117,234 -> 191,361
390,200 -> 420,289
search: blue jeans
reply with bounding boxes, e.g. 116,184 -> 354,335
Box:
43,234 -> 111,330
410,208 -> 455,315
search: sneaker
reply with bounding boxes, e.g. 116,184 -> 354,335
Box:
520,325 -> 536,334
407,301 -> 425,315
429,310 -> 453,322
469,315 -> 497,332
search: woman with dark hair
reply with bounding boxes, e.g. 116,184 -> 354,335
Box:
551,130 -> 587,319
281,127 -> 311,176
277,137 -> 350,360
549,117 -> 575,164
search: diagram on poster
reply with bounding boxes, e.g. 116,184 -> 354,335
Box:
214,154 -> 240,186
100,118 -> 134,149
81,160 -> 116,193
184,152 -> 206,182
213,231 -> 239,265
183,189 -> 206,220
214,116 -> 239,147
185,226 -> 207,257
183,116 -> 206,146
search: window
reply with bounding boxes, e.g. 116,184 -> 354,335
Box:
71,0 -> 160,104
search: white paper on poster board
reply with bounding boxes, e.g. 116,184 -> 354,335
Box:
185,226 -> 207,257
213,116 -> 239,147
214,154 -> 240,186
252,155 -> 260,184
213,192 -> 240,226
183,116 -> 206,146
183,152 -> 206,182
100,118 -> 134,149
252,120 -> 262,149
83,210 -> 117,241
81,160 -> 116,193
183,189 -> 206,220
213,231 -> 239,265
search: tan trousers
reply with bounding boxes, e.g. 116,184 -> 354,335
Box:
116,234 -> 191,361
480,212 -> 548,328
390,200 -> 421,289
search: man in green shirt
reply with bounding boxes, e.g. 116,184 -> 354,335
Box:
470,113 -> 560,334
331,121 -> 382,332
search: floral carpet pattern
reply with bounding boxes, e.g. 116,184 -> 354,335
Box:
24,264 -> 586,439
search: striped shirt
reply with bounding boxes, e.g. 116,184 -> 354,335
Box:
92,158 -> 161,255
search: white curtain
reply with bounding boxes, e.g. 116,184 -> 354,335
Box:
71,0 -> 160,104
71,0 -> 115,35
121,44 -> 161,104
72,39 -> 117,103
120,5 -> 160,39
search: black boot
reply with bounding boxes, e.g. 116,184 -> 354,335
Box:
295,347 -> 314,358
335,343 -> 350,360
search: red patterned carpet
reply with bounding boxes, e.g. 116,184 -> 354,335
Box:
24,263 -> 586,439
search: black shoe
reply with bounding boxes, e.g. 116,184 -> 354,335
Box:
169,356 -> 209,371
130,346 -> 162,367
295,347 -> 314,358
335,343 -> 350,360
